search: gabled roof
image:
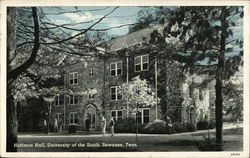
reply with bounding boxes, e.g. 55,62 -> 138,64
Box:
106,23 -> 167,52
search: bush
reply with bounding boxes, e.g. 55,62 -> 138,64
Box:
114,118 -> 136,133
143,120 -> 167,134
197,121 -> 209,130
171,122 -> 188,133
186,123 -> 196,132
208,120 -> 215,129
68,125 -> 77,133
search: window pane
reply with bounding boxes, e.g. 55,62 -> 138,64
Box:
117,69 -> 122,75
144,109 -> 149,116
70,79 -> 74,85
74,96 -> 78,104
117,62 -> 122,69
111,94 -> 116,100
135,65 -> 141,71
135,57 -> 141,64
74,78 -> 78,84
111,87 -> 116,93
144,116 -> 149,123
142,55 -> 148,63
110,63 -> 115,70
70,95 -> 74,104
111,70 -> 116,76
111,111 -> 116,118
118,111 -> 122,120
69,73 -> 73,79
142,63 -> 148,70
74,73 -> 78,78
117,93 -> 122,100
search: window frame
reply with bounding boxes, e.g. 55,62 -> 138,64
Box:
55,94 -> 64,106
69,94 -> 79,105
69,112 -> 78,125
110,110 -> 123,121
137,108 -> 150,123
110,61 -> 123,76
110,86 -> 122,101
89,68 -> 94,77
69,72 -> 78,85
134,54 -> 149,72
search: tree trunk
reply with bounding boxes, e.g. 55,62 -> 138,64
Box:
215,6 -> 227,151
7,7 -> 18,152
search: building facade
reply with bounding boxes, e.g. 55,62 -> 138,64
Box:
51,25 -> 212,131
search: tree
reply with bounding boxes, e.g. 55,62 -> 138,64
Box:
7,6 -> 123,151
119,76 -> 159,140
160,6 -> 243,150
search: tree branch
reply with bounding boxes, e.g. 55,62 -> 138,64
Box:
8,7 -> 40,81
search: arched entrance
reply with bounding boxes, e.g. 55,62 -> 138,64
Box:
85,104 -> 96,129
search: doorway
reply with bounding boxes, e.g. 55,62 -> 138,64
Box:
85,104 -> 96,129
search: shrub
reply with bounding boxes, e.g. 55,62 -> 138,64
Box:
143,120 -> 167,134
208,120 -> 215,129
68,125 -> 77,133
114,118 -> 136,133
186,123 -> 196,132
197,121 -> 209,130
171,122 -> 188,133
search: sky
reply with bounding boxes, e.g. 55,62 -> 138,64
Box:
42,6 -> 141,37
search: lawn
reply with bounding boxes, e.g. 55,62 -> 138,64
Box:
17,127 -> 243,152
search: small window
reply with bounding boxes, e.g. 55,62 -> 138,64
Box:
134,54 -> 149,72
137,108 -> 150,123
88,94 -> 95,99
55,95 -> 64,106
110,86 -> 122,101
111,110 -> 123,121
69,112 -> 78,124
69,95 -> 79,105
189,87 -> 193,98
199,88 -> 203,100
89,68 -> 94,77
69,72 -> 78,85
110,61 -> 122,76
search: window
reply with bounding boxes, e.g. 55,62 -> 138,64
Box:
135,54 -> 149,72
69,95 -> 79,105
55,113 -> 61,121
189,87 -> 193,98
88,94 -> 95,99
89,68 -> 94,77
110,86 -> 122,101
69,112 -> 78,124
137,109 -> 150,123
199,88 -> 203,100
69,72 -> 78,85
111,110 -> 123,121
110,61 -> 122,76
55,95 -> 64,106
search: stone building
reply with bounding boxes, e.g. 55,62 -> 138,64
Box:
51,24 -> 212,131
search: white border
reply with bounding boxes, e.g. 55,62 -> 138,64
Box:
0,0 -> 249,157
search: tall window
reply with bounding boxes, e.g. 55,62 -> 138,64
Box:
89,68 -> 94,77
110,86 -> 122,101
137,109 -> 150,123
189,87 -> 193,98
110,61 -> 122,76
55,95 -> 64,106
69,72 -> 78,85
69,95 -> 79,105
111,110 -> 123,121
199,88 -> 203,100
135,54 -> 149,72
69,112 -> 78,124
